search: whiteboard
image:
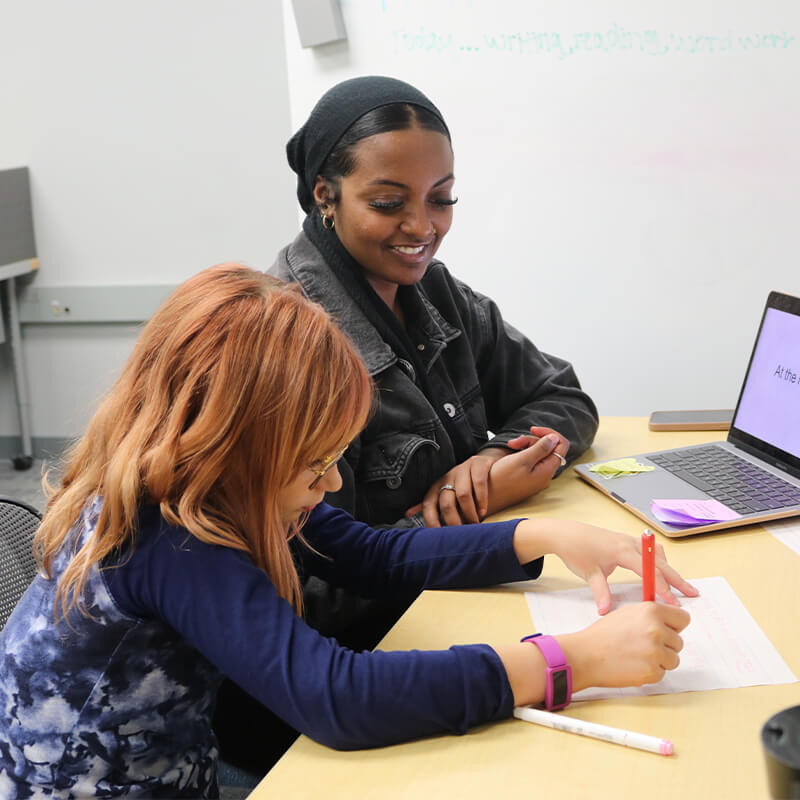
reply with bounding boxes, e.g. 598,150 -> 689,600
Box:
282,0 -> 800,416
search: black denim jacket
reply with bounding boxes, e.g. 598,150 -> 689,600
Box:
270,231 -> 599,529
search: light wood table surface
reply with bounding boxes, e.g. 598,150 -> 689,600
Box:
251,417 -> 799,799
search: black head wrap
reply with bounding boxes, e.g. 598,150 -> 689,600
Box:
286,75 -> 449,213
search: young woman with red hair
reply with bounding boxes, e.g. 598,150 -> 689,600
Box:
0,264 -> 693,798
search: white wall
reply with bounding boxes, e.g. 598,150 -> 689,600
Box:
3,0 -> 800,447
282,0 -> 800,415
1,0 -> 297,441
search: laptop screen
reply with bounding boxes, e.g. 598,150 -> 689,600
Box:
729,291 -> 800,477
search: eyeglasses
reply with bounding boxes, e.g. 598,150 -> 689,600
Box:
307,444 -> 349,489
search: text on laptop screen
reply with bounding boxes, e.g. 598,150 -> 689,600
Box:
734,306 -> 800,460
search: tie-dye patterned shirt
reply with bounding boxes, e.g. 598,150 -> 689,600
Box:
0,501 -> 537,798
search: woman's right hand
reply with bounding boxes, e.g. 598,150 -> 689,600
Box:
483,433 -> 566,514
561,602 -> 690,691
497,602 -> 690,706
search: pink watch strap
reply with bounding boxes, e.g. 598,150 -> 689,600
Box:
521,633 -> 573,710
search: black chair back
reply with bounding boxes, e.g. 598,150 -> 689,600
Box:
0,496 -> 41,630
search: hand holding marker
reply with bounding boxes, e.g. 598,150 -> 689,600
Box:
514,528 -> 674,756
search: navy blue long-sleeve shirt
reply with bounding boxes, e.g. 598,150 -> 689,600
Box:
0,501 -> 541,798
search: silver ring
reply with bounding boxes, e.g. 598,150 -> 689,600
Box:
555,453 -> 567,467
438,483 -> 456,494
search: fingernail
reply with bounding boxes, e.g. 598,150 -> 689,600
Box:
545,433 -> 559,450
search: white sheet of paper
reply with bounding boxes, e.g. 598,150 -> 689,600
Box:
525,576 -> 796,701
767,517 -> 800,558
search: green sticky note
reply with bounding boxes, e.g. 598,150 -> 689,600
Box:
589,458 -> 655,479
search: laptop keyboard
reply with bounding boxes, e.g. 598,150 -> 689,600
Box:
649,445 -> 800,515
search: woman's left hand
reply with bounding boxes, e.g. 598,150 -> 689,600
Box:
513,519 -> 700,614
406,447 -> 509,527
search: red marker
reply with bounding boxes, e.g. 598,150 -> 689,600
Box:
642,529 -> 655,602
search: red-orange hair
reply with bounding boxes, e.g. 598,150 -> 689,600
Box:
35,264 -> 373,618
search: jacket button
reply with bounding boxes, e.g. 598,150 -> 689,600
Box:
386,477 -> 402,489
443,402 -> 456,418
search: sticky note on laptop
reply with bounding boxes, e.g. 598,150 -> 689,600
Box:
651,498 -> 742,526
588,458 -> 655,479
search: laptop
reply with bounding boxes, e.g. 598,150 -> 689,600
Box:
575,290 -> 800,537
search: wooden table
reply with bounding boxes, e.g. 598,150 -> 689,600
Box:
251,418 -> 799,799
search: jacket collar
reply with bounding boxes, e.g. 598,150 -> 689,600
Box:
278,231 -> 460,377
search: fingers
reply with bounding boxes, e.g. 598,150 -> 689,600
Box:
420,488 -> 443,527
657,560 -> 700,600
423,454 -> 498,527
506,433 -> 539,450
421,478 -> 476,527
643,605 -> 690,679
652,548 -> 699,605
656,603 -> 691,633
661,627 -> 685,665
654,575 -> 679,606
507,427 -> 570,464
654,569 -> 695,606
468,458 -> 491,520
660,650 -> 681,672
506,433 -> 563,470
651,606 -> 689,674
529,426 -> 570,457
439,476 -> 477,525
634,604 -> 690,676
625,537 -> 699,603
587,570 -> 613,616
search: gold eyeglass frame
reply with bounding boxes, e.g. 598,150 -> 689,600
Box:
307,445 -> 349,489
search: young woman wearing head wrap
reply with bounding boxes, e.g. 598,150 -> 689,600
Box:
269,76 -> 600,648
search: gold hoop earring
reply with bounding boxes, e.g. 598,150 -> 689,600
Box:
321,211 -> 334,230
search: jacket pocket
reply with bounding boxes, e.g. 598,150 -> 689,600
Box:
360,432 -> 440,489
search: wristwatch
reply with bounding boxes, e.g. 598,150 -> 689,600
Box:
521,633 -> 572,711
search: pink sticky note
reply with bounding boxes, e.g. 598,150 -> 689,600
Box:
651,498 -> 741,526
650,505 -> 699,526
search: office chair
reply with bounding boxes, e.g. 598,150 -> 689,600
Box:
0,496 -> 254,798
0,496 -> 41,630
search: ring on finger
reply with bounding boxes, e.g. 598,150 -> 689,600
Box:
554,452 -> 567,467
438,483 -> 456,495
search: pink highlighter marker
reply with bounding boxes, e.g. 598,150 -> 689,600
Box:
513,707 -> 674,756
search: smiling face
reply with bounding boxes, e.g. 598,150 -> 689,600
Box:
314,126 -> 456,308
